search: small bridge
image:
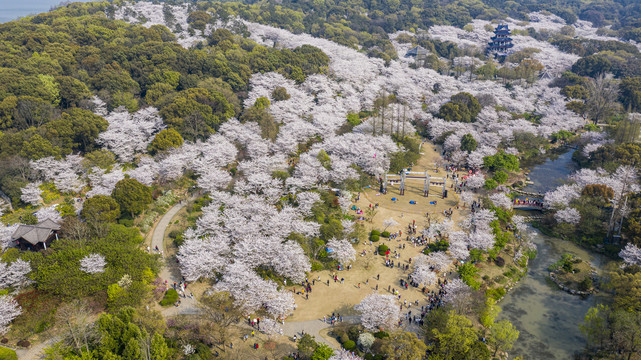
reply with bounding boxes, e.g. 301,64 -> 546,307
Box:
513,199 -> 544,211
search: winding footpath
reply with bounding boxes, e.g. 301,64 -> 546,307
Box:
152,200 -> 200,316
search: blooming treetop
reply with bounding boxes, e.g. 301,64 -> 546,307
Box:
544,184 -> 581,209
0,259 -> 32,290
0,295 -> 21,335
489,192 -> 513,210
30,155 -> 85,193
354,293 -> 400,331
465,174 -> 485,189
443,278 -> 473,311
34,206 -> 62,223
619,243 -> 641,267
409,263 -> 438,287
0,224 -> 19,252
177,231 -> 232,282
326,238 -> 356,265
554,207 -> 581,225
20,182 -> 42,206
260,317 -> 284,336
79,254 -> 107,274
329,349 -> 363,360
97,107 -> 165,162
212,262 -> 296,319
86,166 -> 125,198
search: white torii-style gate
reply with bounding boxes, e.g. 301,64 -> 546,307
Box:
383,170 -> 447,198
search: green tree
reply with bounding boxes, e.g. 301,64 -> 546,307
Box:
437,92 -> 481,123
80,195 -> 121,223
426,310 -> 487,360
148,128 -> 184,154
20,134 -> 60,160
580,304 -> 611,351
493,171 -> 508,184
480,298 -> 501,329
379,331 -> 427,360
272,86 -> 291,101
488,320 -> 519,356
150,333 -> 170,360
460,133 -> 477,153
620,77 -> 641,112
111,179 -> 152,217
311,344 -> 334,360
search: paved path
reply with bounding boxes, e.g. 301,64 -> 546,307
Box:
14,336 -> 61,360
282,316 -> 359,349
151,201 -> 200,316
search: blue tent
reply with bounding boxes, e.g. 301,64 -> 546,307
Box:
325,247 -> 335,253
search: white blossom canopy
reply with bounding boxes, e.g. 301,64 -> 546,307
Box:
354,293 -> 400,331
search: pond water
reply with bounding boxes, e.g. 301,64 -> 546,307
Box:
499,151 -> 609,359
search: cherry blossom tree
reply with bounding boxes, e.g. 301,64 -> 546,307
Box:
97,107 -> 165,162
383,218 -> 400,232
79,254 -> 107,274
30,156 -> 85,193
443,278 -> 473,313
0,223 -> 19,251
354,293 -> 400,331
554,207 -> 581,225
459,191 -> 475,206
0,259 -> 32,290
489,192 -> 513,210
329,349 -> 363,360
86,166 -> 125,197
177,233 -> 231,282
0,295 -> 21,335
465,174 -> 485,189
619,243 -> 641,266
544,184 -> 581,209
260,317 -> 284,336
20,182 -> 42,206
409,265 -> 437,287
213,263 -> 296,319
326,238 -> 356,265
35,206 -> 62,223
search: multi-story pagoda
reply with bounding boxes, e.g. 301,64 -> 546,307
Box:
487,24 -> 513,58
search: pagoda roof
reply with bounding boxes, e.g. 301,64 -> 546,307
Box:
405,45 -> 429,58
11,219 -> 60,245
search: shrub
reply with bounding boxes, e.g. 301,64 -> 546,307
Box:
0,347 -> 17,360
118,218 -> 134,227
370,234 -> 380,242
339,333 -> 350,344
343,340 -> 356,351
370,230 -> 381,236
486,287 -> 506,301
169,230 -> 181,239
311,261 -> 323,272
579,278 -> 593,291
426,240 -> 449,253
378,244 -> 389,254
374,331 -> 389,339
381,231 -> 390,238
495,257 -> 506,267
160,288 -> 179,307
484,179 -> 498,190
